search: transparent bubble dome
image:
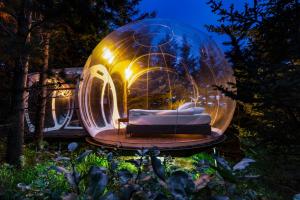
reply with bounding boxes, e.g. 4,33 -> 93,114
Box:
25,75 -> 74,133
78,19 -> 236,137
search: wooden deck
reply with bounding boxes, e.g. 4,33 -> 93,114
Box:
87,129 -> 225,150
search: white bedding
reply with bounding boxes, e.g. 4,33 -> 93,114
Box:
129,107 -> 211,125
130,107 -> 205,116
129,114 -> 211,125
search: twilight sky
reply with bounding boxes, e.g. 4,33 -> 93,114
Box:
139,0 -> 249,50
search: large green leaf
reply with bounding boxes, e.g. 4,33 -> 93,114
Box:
151,155 -> 165,181
67,142 -> 78,152
76,150 -> 93,163
86,166 -> 108,198
167,171 -> 195,199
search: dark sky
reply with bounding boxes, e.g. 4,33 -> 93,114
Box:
139,0 -> 249,50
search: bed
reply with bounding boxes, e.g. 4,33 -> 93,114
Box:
126,102 -> 211,136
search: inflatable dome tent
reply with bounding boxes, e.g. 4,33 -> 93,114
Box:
79,19 -> 235,148
25,68 -> 83,133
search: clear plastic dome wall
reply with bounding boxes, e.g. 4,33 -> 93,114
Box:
79,19 -> 236,137
25,73 -> 76,133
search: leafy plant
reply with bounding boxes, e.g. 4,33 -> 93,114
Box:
1,142 -> 260,200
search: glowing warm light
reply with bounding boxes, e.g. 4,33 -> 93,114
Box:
125,67 -> 133,81
56,89 -> 72,98
102,47 -> 114,64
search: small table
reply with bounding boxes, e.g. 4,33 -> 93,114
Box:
117,118 -> 129,135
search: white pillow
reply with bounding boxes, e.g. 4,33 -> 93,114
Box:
158,110 -> 194,115
185,107 -> 205,114
178,102 -> 195,111
129,109 -> 157,116
158,107 -> 205,115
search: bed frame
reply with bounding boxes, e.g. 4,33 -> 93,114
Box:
126,124 -> 211,136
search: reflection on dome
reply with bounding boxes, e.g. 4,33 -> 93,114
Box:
79,19 -> 236,138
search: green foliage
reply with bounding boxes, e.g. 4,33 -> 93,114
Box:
0,0 -> 155,167
117,161 -> 138,174
1,142 -> 282,199
0,163 -> 40,188
206,0 -> 300,147
46,143 -> 260,199
206,1 -> 300,197
0,161 -> 69,199
76,153 -> 108,175
172,157 -> 195,171
191,152 -> 215,164
23,148 -> 37,167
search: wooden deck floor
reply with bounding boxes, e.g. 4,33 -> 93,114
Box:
88,129 -> 225,150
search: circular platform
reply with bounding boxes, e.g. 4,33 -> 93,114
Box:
86,129 -> 225,151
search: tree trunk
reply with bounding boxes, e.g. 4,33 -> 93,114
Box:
6,6 -> 32,167
34,32 -> 50,149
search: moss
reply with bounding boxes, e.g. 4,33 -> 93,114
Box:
190,153 -> 215,164
117,161 -> 138,174
0,161 -> 69,199
173,157 -> 195,171
76,153 -> 108,175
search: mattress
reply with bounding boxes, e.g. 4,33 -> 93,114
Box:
130,107 -> 205,116
129,113 -> 211,125
127,124 -> 211,135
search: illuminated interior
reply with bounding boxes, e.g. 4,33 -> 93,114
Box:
25,72 -> 82,133
78,19 -> 236,137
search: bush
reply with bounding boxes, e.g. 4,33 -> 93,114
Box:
0,142 -> 265,200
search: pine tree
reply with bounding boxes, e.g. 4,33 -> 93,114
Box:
0,0 -> 154,166
206,0 -> 300,147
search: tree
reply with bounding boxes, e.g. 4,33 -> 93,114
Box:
0,0 -> 34,166
206,0 -> 300,147
47,0 -> 155,69
0,0 -> 154,165
33,31 -> 50,149
31,0 -> 155,148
